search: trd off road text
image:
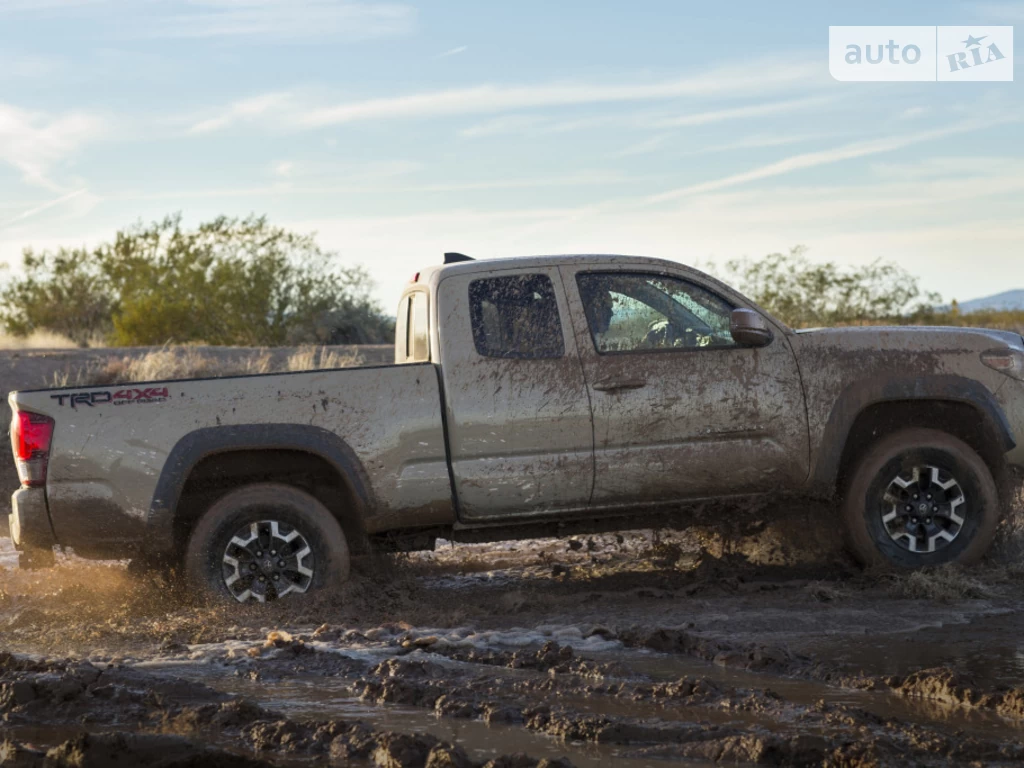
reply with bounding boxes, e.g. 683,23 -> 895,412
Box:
9,253 -> 1024,602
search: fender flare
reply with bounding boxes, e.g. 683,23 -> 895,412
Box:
144,424 -> 375,556
810,374 -> 1016,495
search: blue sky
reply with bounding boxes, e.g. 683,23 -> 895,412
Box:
0,0 -> 1021,310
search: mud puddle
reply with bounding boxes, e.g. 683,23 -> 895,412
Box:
133,616 -> 1024,767
803,609 -> 1024,688
592,646 -> 1024,740
140,662 -> 700,768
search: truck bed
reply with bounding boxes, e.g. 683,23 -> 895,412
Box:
9,363 -> 453,556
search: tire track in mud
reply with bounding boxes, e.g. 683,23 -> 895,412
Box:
116,619 -> 1024,767
0,650 -> 579,768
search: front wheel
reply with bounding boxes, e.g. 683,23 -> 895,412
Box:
184,483 -> 350,603
842,428 -> 1000,568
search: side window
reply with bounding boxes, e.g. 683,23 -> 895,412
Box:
409,292 -> 430,362
469,274 -> 565,359
576,273 -> 736,354
395,296 -> 411,361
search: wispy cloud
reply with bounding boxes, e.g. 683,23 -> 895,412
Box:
0,102 -> 106,191
296,59 -> 819,128
187,92 -> 290,135
652,96 -> 831,128
182,58 -> 821,138
869,155 -> 1014,181
616,131 -> 824,159
680,133 -> 825,156
459,114 -> 549,138
177,59 -> 823,141
0,51 -> 62,78
0,0 -> 416,42
273,160 -> 295,178
459,113 -> 626,138
613,134 -> 671,157
437,45 -> 468,58
1,188 -> 89,228
646,120 -> 1015,203
98,168 -> 633,202
0,0 -> 109,11
899,106 -> 928,120
154,0 -> 415,42
412,171 -> 649,192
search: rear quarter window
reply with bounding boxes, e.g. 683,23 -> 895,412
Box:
409,292 -> 430,362
395,296 -> 411,361
469,274 -> 565,359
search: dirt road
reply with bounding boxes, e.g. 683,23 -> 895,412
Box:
4,521 -> 1024,767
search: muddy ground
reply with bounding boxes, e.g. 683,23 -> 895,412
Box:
4,512 -> 1024,767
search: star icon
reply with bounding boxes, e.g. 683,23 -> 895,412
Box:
962,34 -> 987,47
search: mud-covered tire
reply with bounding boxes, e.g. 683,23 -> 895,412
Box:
842,428 -> 1000,569
184,483 -> 350,603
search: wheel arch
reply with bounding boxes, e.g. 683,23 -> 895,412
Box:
811,375 -> 1016,498
145,424 -> 376,558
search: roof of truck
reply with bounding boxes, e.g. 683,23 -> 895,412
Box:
413,253 -> 697,291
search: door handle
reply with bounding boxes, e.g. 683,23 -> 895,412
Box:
593,378 -> 646,392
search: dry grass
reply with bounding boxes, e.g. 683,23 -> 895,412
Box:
47,345 -> 361,388
0,330 -> 83,349
286,346 -> 362,372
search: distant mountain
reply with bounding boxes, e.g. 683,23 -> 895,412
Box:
955,289 -> 1024,313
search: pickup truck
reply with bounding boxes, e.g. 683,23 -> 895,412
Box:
8,253 -> 1024,602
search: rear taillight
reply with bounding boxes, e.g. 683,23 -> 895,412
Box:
11,410 -> 54,488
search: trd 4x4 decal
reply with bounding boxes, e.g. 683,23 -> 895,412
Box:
51,387 -> 171,408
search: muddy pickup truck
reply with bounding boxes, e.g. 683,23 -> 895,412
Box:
8,253 -> 1024,602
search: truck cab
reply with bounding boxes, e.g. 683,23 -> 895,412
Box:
396,254 -> 810,521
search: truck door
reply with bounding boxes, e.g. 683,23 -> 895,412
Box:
559,265 -> 809,506
437,266 -> 595,519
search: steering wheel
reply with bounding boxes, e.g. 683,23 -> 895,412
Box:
643,321 -> 700,349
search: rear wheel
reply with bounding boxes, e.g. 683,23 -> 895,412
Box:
842,428 -> 1000,568
184,483 -> 350,603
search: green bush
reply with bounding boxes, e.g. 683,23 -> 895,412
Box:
718,246 -> 941,328
716,247 -> 1023,332
0,247 -> 114,346
0,214 -> 393,347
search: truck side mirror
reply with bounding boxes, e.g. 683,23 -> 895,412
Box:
730,308 -> 772,347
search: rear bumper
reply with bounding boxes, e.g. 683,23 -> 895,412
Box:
9,487 -> 56,550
